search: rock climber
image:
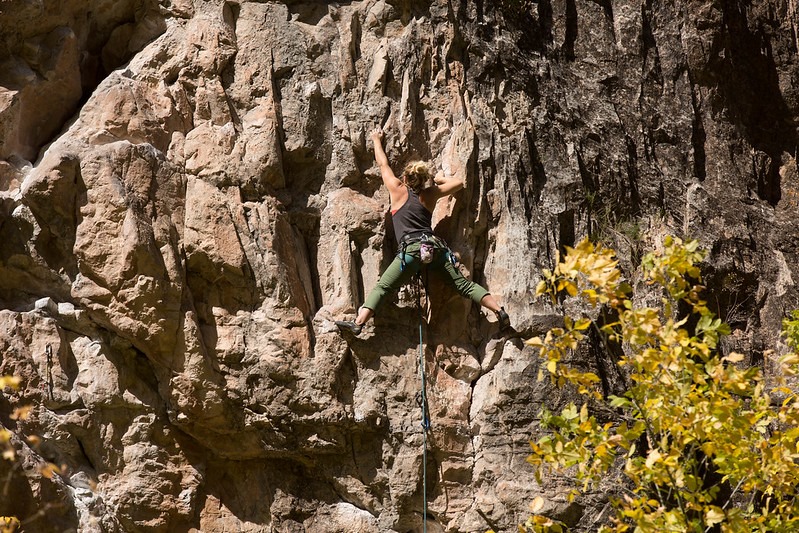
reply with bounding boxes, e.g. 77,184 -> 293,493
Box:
335,127 -> 510,336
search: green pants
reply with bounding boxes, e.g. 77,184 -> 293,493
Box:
362,242 -> 490,313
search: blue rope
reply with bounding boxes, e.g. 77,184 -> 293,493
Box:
416,275 -> 431,533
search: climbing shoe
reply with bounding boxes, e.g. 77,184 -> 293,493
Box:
335,320 -> 363,335
496,307 -> 511,331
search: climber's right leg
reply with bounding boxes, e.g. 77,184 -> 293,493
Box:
336,248 -> 420,335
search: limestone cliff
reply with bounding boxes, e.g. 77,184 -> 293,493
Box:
0,0 -> 798,531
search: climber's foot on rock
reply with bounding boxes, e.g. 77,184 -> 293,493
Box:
335,320 -> 363,336
496,307 -> 511,332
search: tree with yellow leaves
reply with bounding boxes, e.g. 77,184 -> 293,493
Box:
0,375 -> 22,533
0,375 -> 63,533
519,236 -> 799,532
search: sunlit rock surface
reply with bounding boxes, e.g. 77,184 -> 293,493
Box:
1,0 -> 798,531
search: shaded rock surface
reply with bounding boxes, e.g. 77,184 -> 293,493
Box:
0,0 -> 798,531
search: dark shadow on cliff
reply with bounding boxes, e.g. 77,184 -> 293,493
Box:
710,1 -> 797,206
0,420 -> 79,532
198,437 -> 388,529
285,1 -> 356,25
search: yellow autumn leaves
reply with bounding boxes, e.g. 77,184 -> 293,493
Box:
0,517 -> 19,533
1,374 -> 64,533
522,237 -> 799,532
0,375 -> 21,533
0,376 -> 21,463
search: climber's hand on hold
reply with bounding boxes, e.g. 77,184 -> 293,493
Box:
370,127 -> 384,144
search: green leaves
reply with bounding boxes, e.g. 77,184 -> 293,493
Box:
782,310 -> 799,352
522,236 -> 799,533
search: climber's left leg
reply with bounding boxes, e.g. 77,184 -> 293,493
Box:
438,260 -> 511,331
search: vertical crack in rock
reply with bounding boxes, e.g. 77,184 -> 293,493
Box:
623,134 -> 642,215
689,78 -> 708,182
714,1 -> 796,205
563,0 -> 578,61
539,0 -> 554,45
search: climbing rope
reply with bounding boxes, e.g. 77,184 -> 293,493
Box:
415,273 -> 431,533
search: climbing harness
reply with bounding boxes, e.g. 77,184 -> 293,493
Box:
399,232 -> 458,272
398,230 -> 426,272
414,272 -> 432,533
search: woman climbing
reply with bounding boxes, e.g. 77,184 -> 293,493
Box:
335,127 -> 510,335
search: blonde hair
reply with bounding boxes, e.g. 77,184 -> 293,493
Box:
402,161 -> 432,194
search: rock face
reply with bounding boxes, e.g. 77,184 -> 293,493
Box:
0,0 -> 798,531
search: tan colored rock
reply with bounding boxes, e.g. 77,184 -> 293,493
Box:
0,27 -> 82,161
1,0 -> 799,531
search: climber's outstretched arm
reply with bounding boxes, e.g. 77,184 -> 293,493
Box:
371,128 -> 403,195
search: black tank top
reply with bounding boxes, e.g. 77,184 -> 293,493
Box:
392,189 -> 433,244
